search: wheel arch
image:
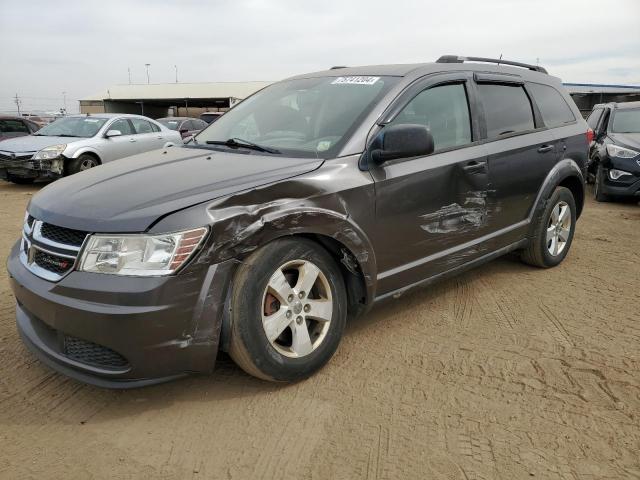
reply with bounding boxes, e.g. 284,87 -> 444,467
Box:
70,148 -> 102,164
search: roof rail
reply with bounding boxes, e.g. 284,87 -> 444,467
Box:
330,66 -> 348,70
436,55 -> 548,74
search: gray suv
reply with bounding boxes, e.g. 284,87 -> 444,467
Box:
8,56 -> 589,387
0,114 -> 182,183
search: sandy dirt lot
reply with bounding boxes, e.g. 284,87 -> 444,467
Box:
0,181 -> 638,480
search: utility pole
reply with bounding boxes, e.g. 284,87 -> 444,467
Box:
145,63 -> 151,84
14,93 -> 21,115
175,65 -> 178,83
128,67 -> 132,84
62,91 -> 67,114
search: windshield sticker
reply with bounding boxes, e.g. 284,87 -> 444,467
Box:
331,76 -> 380,86
317,140 -> 332,152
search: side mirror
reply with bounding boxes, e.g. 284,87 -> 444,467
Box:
371,124 -> 434,164
105,129 -> 122,138
179,128 -> 189,134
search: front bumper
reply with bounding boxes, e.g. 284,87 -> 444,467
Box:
601,172 -> 640,197
7,242 -> 236,388
0,156 -> 61,180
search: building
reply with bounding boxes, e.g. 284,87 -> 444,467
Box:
79,81 -> 273,119
564,83 -> 640,117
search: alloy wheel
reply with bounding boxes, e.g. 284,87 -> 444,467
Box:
546,200 -> 571,256
261,259 -> 333,358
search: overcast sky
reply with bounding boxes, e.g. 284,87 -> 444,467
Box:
1,0 -> 638,114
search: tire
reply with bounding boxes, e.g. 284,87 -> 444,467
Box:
594,163 -> 610,202
6,174 -> 35,184
521,186 -> 576,268
67,154 -> 99,175
228,238 -> 347,382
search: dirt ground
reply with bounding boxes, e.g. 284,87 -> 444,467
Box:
0,181 -> 638,480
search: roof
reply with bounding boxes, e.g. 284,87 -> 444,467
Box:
564,83 -> 640,94
593,101 -> 640,110
81,81 -> 273,102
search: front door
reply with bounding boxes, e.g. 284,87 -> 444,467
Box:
370,74 -> 496,295
100,118 -> 139,162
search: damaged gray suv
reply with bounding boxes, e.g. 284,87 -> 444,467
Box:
8,56 -> 589,387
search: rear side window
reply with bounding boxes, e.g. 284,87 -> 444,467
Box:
586,108 -> 603,129
131,118 -> 154,134
390,83 -> 472,151
477,84 -> 535,139
528,83 -> 575,128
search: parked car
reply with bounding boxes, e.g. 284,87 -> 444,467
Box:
0,114 -> 182,184
200,111 -> 224,124
8,55 -> 588,387
586,101 -> 640,201
0,116 -> 40,142
22,114 -> 56,128
158,117 -> 208,139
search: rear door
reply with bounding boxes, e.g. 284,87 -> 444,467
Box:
101,118 -> 138,162
130,118 -> 161,153
476,77 -> 558,235
370,73 -> 496,294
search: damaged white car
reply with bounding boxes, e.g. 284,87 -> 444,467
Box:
0,114 -> 182,184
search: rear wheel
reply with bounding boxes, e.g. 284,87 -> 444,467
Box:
521,186 -> 576,268
594,163 -> 610,202
67,154 -> 99,175
228,238 -> 347,382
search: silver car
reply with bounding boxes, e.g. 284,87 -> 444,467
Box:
0,114 -> 183,184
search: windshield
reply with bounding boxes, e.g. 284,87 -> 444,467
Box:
194,76 -> 398,158
35,117 -> 108,138
612,109 -> 640,133
158,119 -> 181,131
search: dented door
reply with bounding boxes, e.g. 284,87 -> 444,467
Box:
370,142 -> 493,294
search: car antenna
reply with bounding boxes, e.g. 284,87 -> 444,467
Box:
497,54 -> 503,67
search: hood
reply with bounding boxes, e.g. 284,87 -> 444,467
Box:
28,146 -> 323,232
0,135 -> 81,154
609,133 -> 640,152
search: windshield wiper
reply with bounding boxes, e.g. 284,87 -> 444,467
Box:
205,137 -> 280,154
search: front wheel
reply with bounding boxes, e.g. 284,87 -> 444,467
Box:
228,238 -> 347,382
521,186 -> 576,268
67,154 -> 99,175
594,163 -> 610,202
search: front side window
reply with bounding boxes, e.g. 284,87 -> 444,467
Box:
109,119 -> 133,135
477,83 -> 535,139
389,83 -> 472,151
611,109 -> 640,133
34,117 -> 108,138
586,108 -> 603,129
159,119 -> 180,131
194,76 -> 400,158
528,83 -> 575,128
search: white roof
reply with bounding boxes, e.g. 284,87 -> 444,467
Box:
82,81 -> 273,101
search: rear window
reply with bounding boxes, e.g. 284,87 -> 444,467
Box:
477,83 -> 535,139
528,83 -> 575,128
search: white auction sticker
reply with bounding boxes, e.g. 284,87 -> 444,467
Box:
331,76 -> 380,85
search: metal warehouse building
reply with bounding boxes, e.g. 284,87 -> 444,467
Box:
564,83 -> 640,117
79,81 -> 272,119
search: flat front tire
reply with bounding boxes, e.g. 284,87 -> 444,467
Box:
521,186 -> 576,268
228,238 -> 347,382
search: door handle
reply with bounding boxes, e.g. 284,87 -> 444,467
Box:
129,138 -> 136,142
157,136 -> 163,139
537,145 -> 554,153
462,160 -> 487,173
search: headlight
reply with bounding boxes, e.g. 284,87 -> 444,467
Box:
34,144 -> 66,160
79,227 -> 208,276
606,144 -> 639,158
609,169 -> 633,180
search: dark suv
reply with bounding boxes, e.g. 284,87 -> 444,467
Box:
8,56 -> 589,387
586,101 -> 640,201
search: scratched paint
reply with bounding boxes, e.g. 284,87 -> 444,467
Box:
420,190 -> 495,234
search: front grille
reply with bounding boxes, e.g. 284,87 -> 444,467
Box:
33,250 -> 74,275
40,223 -> 88,247
0,152 -> 33,161
63,335 -> 129,369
